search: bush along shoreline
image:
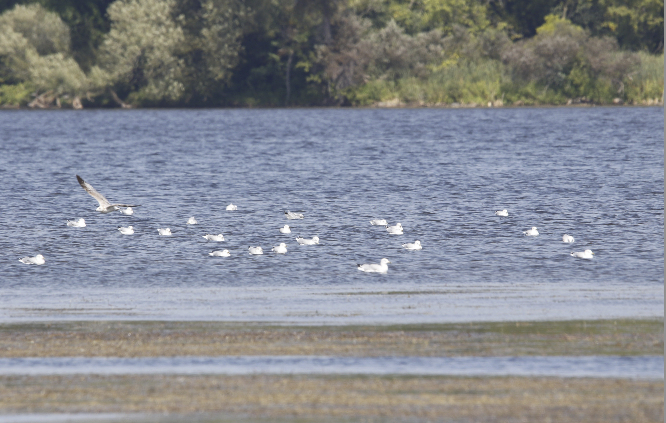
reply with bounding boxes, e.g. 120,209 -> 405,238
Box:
0,0 -> 663,109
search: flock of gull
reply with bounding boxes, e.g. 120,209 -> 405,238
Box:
18,176 -> 595,269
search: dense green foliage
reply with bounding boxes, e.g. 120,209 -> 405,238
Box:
0,0 -> 662,107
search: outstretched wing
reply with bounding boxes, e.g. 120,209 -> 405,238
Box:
110,203 -> 140,207
76,175 -> 111,208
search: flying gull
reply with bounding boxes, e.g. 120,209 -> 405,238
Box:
76,175 -> 140,214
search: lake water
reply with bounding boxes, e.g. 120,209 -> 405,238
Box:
1,356 -> 661,379
0,107 -> 663,322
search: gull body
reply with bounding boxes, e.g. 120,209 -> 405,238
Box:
523,227 -> 539,236
402,240 -> 422,250
279,225 -> 291,234
209,250 -> 230,257
370,219 -> 388,226
76,175 -> 140,213
562,234 -> 575,243
248,246 -> 263,255
118,226 -> 134,235
358,258 -> 391,273
119,207 -> 134,216
272,243 -> 288,254
187,217 -> 198,225
226,204 -> 237,211
66,218 -> 86,228
157,228 -> 172,236
19,254 -> 45,265
386,223 -> 403,235
285,210 -> 304,220
571,249 -> 594,259
203,234 -> 225,242
495,209 -> 508,217
296,236 -> 319,245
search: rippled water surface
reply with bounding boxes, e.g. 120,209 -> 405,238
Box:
0,107 -> 662,321
1,356 -> 662,379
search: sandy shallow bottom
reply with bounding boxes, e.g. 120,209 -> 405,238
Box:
2,319 -> 662,358
2,319 -> 661,422
0,374 -> 663,422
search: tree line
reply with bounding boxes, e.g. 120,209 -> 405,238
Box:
0,0 -> 662,108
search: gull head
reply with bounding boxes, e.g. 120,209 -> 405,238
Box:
312,236 -> 320,243
585,249 -> 594,255
414,240 -> 421,246
380,258 -> 391,265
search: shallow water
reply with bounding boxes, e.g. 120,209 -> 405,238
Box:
0,107 -> 662,322
1,355 -> 661,379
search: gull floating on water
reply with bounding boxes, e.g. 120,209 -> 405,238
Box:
563,234 -> 575,243
386,223 -> 403,235
157,228 -> 172,236
226,204 -> 238,211
118,226 -> 134,235
402,240 -> 422,250
210,250 -> 230,257
66,218 -> 86,228
76,175 -> 140,214
19,254 -> 45,265
358,258 -> 390,273
279,225 -> 291,234
495,209 -> 508,217
119,207 -> 134,216
523,227 -> 539,236
285,210 -> 304,220
272,243 -> 288,254
187,217 -> 198,225
370,219 -> 388,226
571,249 -> 594,259
248,246 -> 263,255
296,236 -> 319,245
203,234 -> 225,242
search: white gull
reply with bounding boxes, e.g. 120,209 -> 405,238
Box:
248,246 -> 263,255
76,175 -> 140,214
358,258 -> 390,273
210,250 -> 230,257
203,234 -> 225,242
402,240 -> 422,250
226,204 -> 237,211
571,249 -> 594,259
19,254 -> 45,265
187,217 -> 198,225
279,225 -> 291,234
118,226 -> 134,235
285,210 -> 304,220
296,236 -> 319,245
563,234 -> 575,243
66,218 -> 86,228
272,243 -> 288,254
523,227 -> 539,236
370,219 -> 388,226
157,228 -> 172,236
495,209 -> 508,217
386,223 -> 403,235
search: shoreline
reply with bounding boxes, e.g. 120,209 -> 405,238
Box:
0,102 -> 663,111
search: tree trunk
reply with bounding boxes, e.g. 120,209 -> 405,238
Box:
109,89 -> 132,108
72,97 -> 83,109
